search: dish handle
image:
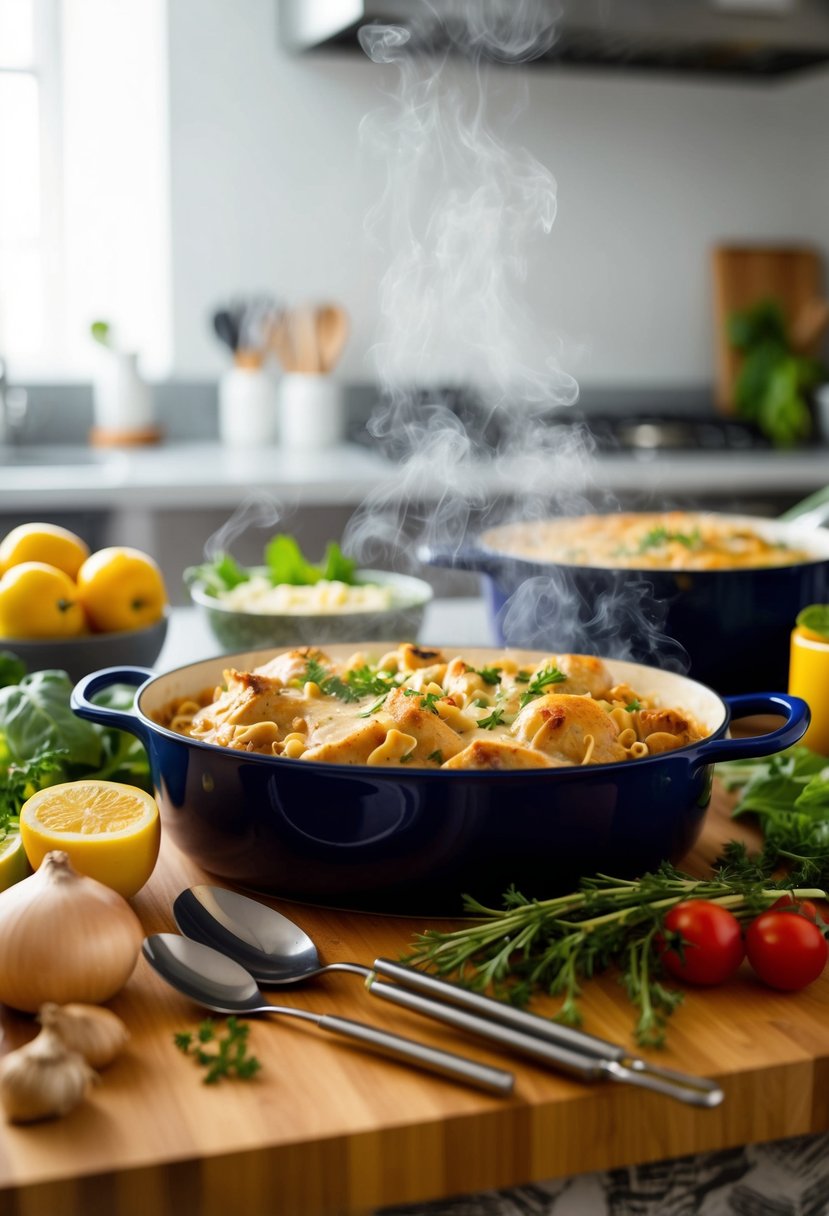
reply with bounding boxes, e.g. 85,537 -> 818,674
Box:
696,692 -> 810,765
417,541 -> 500,575
70,666 -> 155,749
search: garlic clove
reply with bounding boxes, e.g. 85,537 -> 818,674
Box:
38,1002 -> 129,1069
0,1026 -> 97,1124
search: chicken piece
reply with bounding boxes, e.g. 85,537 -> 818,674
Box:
393,644 -> 447,673
301,719 -> 388,765
552,654 -> 613,699
635,707 -> 700,749
382,686 -> 464,762
254,647 -> 332,687
511,693 -> 625,765
442,739 -> 562,770
189,667 -> 305,738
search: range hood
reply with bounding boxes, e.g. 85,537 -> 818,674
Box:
279,0 -> 829,80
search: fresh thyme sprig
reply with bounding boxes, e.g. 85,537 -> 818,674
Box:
174,1017 -> 262,1084
404,849 -> 826,1047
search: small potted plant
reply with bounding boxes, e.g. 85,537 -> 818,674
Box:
89,320 -> 159,446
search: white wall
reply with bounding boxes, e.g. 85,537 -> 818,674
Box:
167,0 -> 829,389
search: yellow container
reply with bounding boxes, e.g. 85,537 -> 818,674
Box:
789,606 -> 829,755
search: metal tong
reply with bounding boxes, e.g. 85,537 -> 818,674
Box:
364,960 -> 723,1108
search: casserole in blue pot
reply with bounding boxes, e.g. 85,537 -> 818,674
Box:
422,512 -> 829,694
71,645 -> 808,915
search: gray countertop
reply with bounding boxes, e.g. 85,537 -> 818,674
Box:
0,439 -> 827,511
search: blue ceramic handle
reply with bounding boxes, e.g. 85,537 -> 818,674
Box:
696,692 -> 810,765
70,666 -> 155,748
417,541 -> 500,576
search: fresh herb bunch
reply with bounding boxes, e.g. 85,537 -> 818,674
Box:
0,657 -> 151,840
406,746 -> 829,1046
174,1017 -> 261,1084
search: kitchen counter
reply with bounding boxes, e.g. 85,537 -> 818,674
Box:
1,440 -> 828,512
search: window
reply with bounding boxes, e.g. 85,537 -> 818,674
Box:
0,0 -> 61,365
0,0 -> 171,380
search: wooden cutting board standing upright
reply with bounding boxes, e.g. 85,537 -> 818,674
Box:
712,244 -> 825,412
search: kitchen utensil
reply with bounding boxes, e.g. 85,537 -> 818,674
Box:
141,932 -> 514,1096
790,297 -> 829,355
315,305 -> 349,374
712,244 -> 824,412
422,510 -> 829,695
173,885 -> 724,1108
212,310 -> 239,353
70,646 -> 808,914
289,306 -> 321,374
267,310 -> 297,372
188,567 -> 432,649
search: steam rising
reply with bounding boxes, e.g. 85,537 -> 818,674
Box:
347,0 -> 687,670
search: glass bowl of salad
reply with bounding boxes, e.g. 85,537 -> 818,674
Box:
185,535 -> 434,651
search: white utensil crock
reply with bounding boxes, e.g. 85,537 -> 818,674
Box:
218,365 -> 279,447
278,373 -> 345,451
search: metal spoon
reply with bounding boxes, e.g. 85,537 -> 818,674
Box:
173,886 -> 725,1108
142,933 -> 514,1096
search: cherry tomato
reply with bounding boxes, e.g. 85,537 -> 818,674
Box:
658,900 -> 745,986
770,894 -> 819,922
745,911 -> 828,992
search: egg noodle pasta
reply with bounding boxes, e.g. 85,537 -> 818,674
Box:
156,644 -> 706,770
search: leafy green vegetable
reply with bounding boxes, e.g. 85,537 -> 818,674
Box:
0,651 -> 26,689
729,299 -> 825,448
185,535 -> 359,595
174,1017 -> 261,1084
719,745 -> 829,885
477,708 -> 505,730
0,662 -> 152,840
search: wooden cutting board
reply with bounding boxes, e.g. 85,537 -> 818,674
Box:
712,244 -> 825,412
0,787 -> 827,1216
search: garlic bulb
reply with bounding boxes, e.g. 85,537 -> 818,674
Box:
0,851 -> 143,1012
39,1003 -> 129,1069
0,1026 -> 97,1123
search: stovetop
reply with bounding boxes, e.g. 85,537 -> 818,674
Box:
584,413 -> 775,454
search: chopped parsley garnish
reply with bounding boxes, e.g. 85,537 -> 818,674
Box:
472,697 -> 489,708
625,698 -> 642,712
400,752 -> 415,763
477,707 -> 505,730
403,689 -> 442,714
473,666 -> 502,686
427,750 -> 444,765
637,526 -> 701,553
303,659 -> 401,705
515,670 -> 532,683
174,1017 -> 261,1084
518,666 -> 567,709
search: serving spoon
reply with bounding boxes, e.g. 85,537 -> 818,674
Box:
173,885 -> 724,1108
142,933 -> 514,1096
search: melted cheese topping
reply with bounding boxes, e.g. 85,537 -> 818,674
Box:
483,513 -> 813,571
158,644 -> 707,770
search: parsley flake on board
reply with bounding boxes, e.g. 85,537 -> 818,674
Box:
174,1018 -> 262,1084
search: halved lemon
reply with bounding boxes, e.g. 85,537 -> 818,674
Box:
20,780 -> 161,898
0,831 -> 30,891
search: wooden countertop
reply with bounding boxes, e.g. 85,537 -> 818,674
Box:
0,783 -> 827,1216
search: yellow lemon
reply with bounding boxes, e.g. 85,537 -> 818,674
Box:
77,547 -> 167,633
20,780 -> 161,898
0,832 -> 30,891
0,523 -> 90,580
0,562 -> 86,639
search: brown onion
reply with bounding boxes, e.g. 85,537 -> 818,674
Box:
0,851 -> 143,1012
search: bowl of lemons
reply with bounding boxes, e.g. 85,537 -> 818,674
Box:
0,523 -> 169,684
